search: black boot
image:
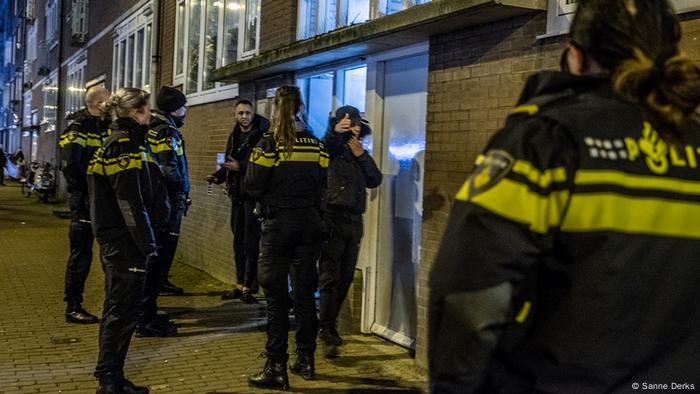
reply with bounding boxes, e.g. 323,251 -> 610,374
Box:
135,320 -> 177,337
248,354 -> 289,390
319,327 -> 343,346
66,303 -> 99,324
159,280 -> 184,296
289,352 -> 315,380
96,372 -> 149,394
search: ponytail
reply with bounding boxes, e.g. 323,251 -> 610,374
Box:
613,50 -> 700,141
105,88 -> 150,121
271,86 -> 303,158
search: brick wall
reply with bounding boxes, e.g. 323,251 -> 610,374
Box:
175,99 -> 238,284
260,0 -> 298,52
159,0 -> 176,87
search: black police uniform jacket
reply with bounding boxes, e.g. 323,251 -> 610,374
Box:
59,109 -> 110,219
87,117 -> 170,256
146,110 -> 190,198
212,114 -> 270,199
323,124 -> 382,214
244,120 -> 329,208
429,72 -> 700,393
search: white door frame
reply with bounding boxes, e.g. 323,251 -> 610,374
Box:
359,42 -> 429,343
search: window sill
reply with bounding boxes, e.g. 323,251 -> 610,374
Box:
184,84 -> 239,107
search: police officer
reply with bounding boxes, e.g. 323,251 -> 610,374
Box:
59,85 -> 110,324
208,99 -> 270,303
318,106 -> 381,357
245,85 -> 329,390
89,88 -> 168,393
428,1 -> 700,392
144,86 -> 189,298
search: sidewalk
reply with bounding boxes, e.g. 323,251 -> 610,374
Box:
0,181 -> 426,394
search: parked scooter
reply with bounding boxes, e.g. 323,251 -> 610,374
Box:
21,161 -> 55,203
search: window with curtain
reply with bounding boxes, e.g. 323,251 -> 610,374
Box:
174,0 -> 260,102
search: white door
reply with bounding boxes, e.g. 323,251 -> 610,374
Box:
363,52 -> 428,348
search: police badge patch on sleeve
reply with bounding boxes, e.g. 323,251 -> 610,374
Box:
467,150 -> 514,200
251,147 -> 264,162
117,153 -> 132,169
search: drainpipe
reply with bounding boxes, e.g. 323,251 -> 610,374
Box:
149,0 -> 162,105
55,0 -> 65,197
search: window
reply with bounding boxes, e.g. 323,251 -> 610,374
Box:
26,25 -> 37,62
173,0 -> 261,104
23,91 -> 32,127
297,0 -> 430,39
42,72 -> 58,133
45,0 -> 59,49
297,64 -> 367,138
112,5 -> 153,92
544,0 -> 700,37
70,0 -> 89,44
66,54 -> 87,117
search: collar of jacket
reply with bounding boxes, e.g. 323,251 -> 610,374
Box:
152,109 -> 178,129
517,71 -> 611,106
113,117 -> 149,142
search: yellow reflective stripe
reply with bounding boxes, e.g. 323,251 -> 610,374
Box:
86,137 -> 102,147
472,155 -> 566,188
512,105 -> 539,115
515,301 -> 532,324
149,142 -> 173,153
575,170 -> 700,196
102,159 -> 142,175
251,154 -> 276,168
561,193 -> 700,239
59,135 -> 87,148
468,178 -> 570,233
512,161 -> 567,189
281,151 -> 322,164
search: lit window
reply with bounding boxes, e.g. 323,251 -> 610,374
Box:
544,0 -> 578,36
297,64 -> 367,139
26,25 -> 37,62
297,0 -> 429,39
42,72 -> 58,133
174,0 -> 260,102
66,54 -> 87,117
112,5 -> 153,92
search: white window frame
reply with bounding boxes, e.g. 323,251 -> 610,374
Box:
296,61 -> 368,136
112,4 -> 153,92
66,52 -> 88,117
42,70 -> 59,133
26,25 -> 37,62
297,0 -> 430,40
173,0 -> 262,106
45,0 -> 59,50
543,0 -> 700,38
70,0 -> 89,42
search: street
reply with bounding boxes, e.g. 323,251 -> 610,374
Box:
0,182 -> 425,394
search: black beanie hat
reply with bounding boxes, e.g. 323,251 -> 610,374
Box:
156,86 -> 187,113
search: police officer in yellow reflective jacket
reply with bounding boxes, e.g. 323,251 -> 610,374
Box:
88,88 -> 169,394
246,86 -> 329,390
137,86 -> 189,337
429,1 -> 700,392
59,85 -> 110,325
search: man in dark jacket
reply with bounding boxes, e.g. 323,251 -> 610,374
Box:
208,99 -> 269,303
137,86 -> 189,336
318,106 -> 382,357
59,85 -> 111,324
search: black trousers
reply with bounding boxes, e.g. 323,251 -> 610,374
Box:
318,210 -> 363,330
95,234 -> 146,377
140,195 -> 185,324
64,193 -> 94,305
258,207 -> 322,361
231,197 -> 261,289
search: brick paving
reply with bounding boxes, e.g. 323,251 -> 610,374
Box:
0,181 -> 426,394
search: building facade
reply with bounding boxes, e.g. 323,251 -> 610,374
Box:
4,0 -> 700,369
